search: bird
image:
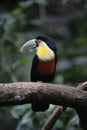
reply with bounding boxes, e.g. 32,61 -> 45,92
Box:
21,35 -> 57,112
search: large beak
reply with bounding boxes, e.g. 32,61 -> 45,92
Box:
21,39 -> 38,52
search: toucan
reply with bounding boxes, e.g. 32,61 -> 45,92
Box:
21,35 -> 57,112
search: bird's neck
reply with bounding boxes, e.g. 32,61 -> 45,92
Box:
36,41 -> 55,61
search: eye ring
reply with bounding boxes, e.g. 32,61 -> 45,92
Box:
35,39 -> 42,47
38,39 -> 42,43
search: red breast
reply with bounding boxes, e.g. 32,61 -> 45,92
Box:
37,58 -> 56,74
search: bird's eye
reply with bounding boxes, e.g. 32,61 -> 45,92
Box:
37,39 -> 42,45
38,39 -> 41,43
35,39 -> 42,47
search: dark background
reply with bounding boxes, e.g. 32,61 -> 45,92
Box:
0,0 -> 87,130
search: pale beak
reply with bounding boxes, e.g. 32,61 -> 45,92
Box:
21,39 -> 38,52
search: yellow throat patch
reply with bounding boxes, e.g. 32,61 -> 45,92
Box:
36,41 -> 54,61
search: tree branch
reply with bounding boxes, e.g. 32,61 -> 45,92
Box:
42,106 -> 66,130
0,82 -> 87,108
0,82 -> 87,130
42,82 -> 87,130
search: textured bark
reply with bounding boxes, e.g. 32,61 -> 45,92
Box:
0,82 -> 87,108
42,82 -> 87,130
0,82 -> 87,130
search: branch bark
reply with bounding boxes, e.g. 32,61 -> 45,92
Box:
42,106 -> 66,130
0,82 -> 87,130
0,82 -> 87,108
42,82 -> 87,130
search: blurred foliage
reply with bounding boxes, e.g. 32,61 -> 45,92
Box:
0,0 -> 87,130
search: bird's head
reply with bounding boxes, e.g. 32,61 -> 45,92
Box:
21,35 -> 57,61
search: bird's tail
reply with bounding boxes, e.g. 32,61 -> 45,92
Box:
31,103 -> 49,112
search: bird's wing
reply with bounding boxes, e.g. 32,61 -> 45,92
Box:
52,53 -> 57,79
55,53 -> 57,65
30,55 -> 38,82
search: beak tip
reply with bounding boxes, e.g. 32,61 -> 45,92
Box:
20,47 -> 23,52
20,39 -> 37,52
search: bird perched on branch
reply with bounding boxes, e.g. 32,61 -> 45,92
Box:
21,35 -> 57,112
